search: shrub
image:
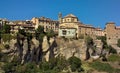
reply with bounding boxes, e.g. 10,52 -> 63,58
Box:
1,34 -> 16,42
117,39 -> 120,47
68,56 -> 83,72
108,46 -> 117,54
4,44 -> 10,49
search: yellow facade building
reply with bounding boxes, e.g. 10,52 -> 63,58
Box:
31,17 -> 59,32
58,13 -> 104,38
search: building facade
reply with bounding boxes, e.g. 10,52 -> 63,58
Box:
105,22 -> 120,45
8,20 -> 34,33
58,13 -> 104,38
31,17 -> 59,33
58,14 -> 79,38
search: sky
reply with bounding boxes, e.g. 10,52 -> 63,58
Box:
0,0 -> 120,29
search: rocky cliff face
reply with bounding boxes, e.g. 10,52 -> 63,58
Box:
1,36 -> 103,63
55,39 -> 87,60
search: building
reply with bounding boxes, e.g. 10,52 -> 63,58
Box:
58,14 -> 79,38
8,20 -> 35,33
105,22 -> 120,45
31,17 -> 59,33
58,13 -> 103,38
78,24 -> 95,38
94,28 -> 105,37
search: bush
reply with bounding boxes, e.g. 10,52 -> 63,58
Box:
1,34 -> 16,42
108,46 -> 117,54
2,62 -> 16,73
68,56 -> 83,72
4,44 -> 10,49
16,62 -> 38,73
85,36 -> 94,47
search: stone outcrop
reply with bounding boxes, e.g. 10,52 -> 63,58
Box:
55,39 -> 87,60
1,36 -> 104,63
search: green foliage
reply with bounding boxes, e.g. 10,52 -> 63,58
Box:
90,61 -> 114,73
108,45 -> 117,54
4,44 -> 10,49
1,34 -> 16,42
108,54 -> 120,62
97,36 -> 108,49
46,29 -> 55,40
68,56 -> 83,72
85,36 -> 94,47
39,56 -> 68,73
35,25 -> 45,42
2,24 -> 11,34
2,62 -> 16,73
18,29 -> 26,36
26,32 -> 32,41
117,39 -> 120,47
36,25 -> 44,34
16,62 -> 38,73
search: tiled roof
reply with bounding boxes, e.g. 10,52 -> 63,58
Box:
64,14 -> 77,18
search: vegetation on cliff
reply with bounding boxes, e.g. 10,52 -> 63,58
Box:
117,39 -> 120,47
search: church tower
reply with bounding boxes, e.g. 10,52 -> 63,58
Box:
58,12 -> 62,24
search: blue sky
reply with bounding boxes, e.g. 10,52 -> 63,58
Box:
0,0 -> 120,29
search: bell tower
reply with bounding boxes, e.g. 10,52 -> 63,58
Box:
58,12 -> 62,23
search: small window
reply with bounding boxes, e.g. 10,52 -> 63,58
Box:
62,30 -> 67,35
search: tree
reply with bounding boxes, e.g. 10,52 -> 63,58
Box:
117,39 -> 120,47
18,29 -> 26,36
2,24 -> 11,34
85,36 -> 94,60
35,25 -> 45,42
97,36 -> 108,49
68,56 -> 83,72
85,36 -> 94,47
46,29 -> 55,40
108,45 -> 117,54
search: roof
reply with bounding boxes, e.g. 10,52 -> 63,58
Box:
64,14 -> 77,18
106,22 -> 115,24
116,26 -> 120,29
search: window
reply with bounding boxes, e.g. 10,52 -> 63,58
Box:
62,30 -> 67,35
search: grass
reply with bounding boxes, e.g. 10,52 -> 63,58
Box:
108,54 -> 120,62
90,61 -> 115,73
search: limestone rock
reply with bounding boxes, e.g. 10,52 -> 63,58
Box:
21,39 -> 28,64
31,37 -> 39,49
42,36 -> 49,52
9,39 -> 17,50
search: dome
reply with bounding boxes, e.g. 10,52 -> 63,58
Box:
64,14 -> 77,18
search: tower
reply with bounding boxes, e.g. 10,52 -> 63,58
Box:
58,12 -> 62,23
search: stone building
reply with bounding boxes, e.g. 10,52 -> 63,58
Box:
8,20 -> 34,33
58,13 -> 104,38
105,22 -> 120,45
94,28 -> 105,37
31,17 -> 59,33
58,14 -> 79,38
